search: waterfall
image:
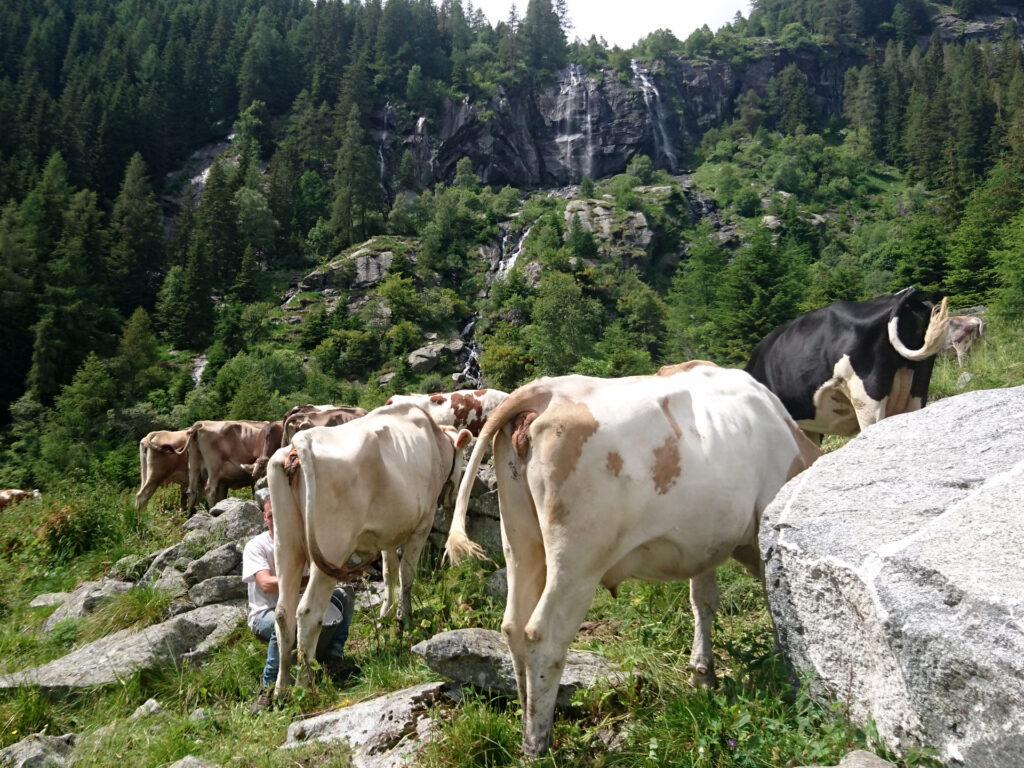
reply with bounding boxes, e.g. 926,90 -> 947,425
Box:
555,64 -> 594,182
496,226 -> 532,281
378,102 -> 394,191
192,354 -> 208,387
630,60 -> 678,172
456,317 -> 483,387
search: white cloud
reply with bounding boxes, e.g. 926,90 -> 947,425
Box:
469,0 -> 751,49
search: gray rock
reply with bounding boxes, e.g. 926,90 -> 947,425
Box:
407,339 -> 465,374
355,581 -> 388,612
283,681 -> 446,768
109,552 -> 156,582
141,542 -> 188,584
0,732 -> 75,767
796,751 -> 894,768
0,603 -> 245,690
207,499 -> 263,540
182,543 -> 241,587
43,580 -> 133,632
153,568 -> 187,597
411,628 -> 625,707
564,199 -> 653,260
187,576 -> 246,608
956,371 -> 973,390
762,386 -> 1024,766
485,569 -> 507,603
378,372 -> 397,388
188,708 -> 209,723
130,698 -> 163,721
167,758 -> 217,768
182,514 -> 215,533
29,593 -> 68,609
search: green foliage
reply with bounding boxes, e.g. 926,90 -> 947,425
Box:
526,271 -> 602,375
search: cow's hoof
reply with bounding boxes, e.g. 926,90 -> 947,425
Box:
521,734 -> 551,759
688,663 -> 717,689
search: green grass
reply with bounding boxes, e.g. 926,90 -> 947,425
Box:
929,318 -> 1024,401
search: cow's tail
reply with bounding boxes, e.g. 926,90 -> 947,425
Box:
138,437 -> 149,488
445,381 -> 554,565
888,296 -> 950,361
174,426 -> 197,455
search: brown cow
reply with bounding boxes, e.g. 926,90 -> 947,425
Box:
0,489 -> 41,511
282,405 -> 366,443
242,406 -> 368,481
384,389 -> 508,437
136,429 -> 191,512
179,420 -> 278,512
942,315 -> 984,367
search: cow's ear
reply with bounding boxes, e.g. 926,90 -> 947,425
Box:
240,463 -> 255,476
454,429 -> 473,451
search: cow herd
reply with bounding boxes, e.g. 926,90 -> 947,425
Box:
119,288 -> 981,757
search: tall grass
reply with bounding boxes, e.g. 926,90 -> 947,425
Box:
929,318 -> 1024,400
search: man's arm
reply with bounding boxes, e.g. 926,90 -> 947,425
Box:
253,569 -> 278,595
253,569 -> 308,596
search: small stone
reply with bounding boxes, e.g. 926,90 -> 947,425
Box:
183,543 -> 241,587
485,569 -> 507,603
956,371 -> 973,390
167,757 -> 218,768
131,698 -> 163,720
796,750 -> 895,768
189,708 -> 209,722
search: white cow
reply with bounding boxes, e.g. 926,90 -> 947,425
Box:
445,363 -> 820,756
942,315 -> 984,367
384,388 -> 509,438
267,402 -> 472,695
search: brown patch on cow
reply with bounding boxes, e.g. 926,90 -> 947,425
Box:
283,448 -> 301,484
451,393 -> 485,436
385,398 -> 394,406
512,411 -> 538,458
606,451 -> 623,477
651,437 -> 682,494
657,359 -> 718,377
659,397 -> 683,439
786,421 -> 822,481
548,400 -> 600,489
429,393 -> 446,405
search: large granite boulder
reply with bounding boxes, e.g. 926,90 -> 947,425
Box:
283,682 -> 447,768
762,386 -> 1024,767
0,732 -> 75,767
412,628 -> 626,707
42,580 -> 134,632
0,603 -> 245,690
406,339 -> 465,374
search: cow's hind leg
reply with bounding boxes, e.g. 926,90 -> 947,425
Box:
494,434 -> 545,719
397,523 -> 433,630
688,570 -> 721,688
379,548 -> 399,622
521,559 -> 599,757
135,476 -> 161,513
295,565 -> 336,689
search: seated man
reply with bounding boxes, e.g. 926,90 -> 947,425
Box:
244,494 -> 357,712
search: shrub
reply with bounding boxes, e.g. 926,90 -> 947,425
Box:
38,502 -> 115,565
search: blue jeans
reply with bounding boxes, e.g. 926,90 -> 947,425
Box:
251,586 -> 355,688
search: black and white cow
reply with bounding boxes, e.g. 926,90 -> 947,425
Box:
745,288 -> 950,439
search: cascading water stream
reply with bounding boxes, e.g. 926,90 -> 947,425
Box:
495,226 -> 532,281
630,60 -> 678,172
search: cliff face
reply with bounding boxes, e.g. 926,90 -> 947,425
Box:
384,42 -> 857,190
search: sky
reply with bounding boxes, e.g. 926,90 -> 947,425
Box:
470,0 -> 752,50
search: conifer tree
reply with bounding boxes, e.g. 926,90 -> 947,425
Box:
233,245 -> 259,302
520,0 -> 567,75
330,105 -> 381,247
108,153 -> 163,313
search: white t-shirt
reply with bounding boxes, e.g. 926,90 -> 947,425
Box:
241,531 -> 341,630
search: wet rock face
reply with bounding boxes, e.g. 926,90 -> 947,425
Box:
762,386 -> 1024,767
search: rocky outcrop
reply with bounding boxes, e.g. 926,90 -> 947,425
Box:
283,682 -> 448,768
762,386 -> 1024,767
406,339 -> 465,374
296,238 -> 417,296
0,732 -> 76,767
412,628 -> 626,707
564,199 -> 653,261
0,603 -> 245,690
182,543 -> 242,587
42,579 -> 133,632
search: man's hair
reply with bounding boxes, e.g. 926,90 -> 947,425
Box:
261,495 -> 272,511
